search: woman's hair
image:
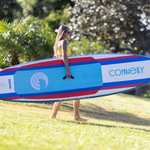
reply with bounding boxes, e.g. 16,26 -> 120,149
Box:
53,25 -> 69,57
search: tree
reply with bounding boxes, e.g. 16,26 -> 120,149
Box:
32,0 -> 74,19
18,0 -> 74,30
0,0 -> 22,22
68,0 -> 150,54
0,17 -> 55,66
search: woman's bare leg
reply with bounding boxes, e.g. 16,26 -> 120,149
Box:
51,101 -> 61,118
73,100 -> 89,122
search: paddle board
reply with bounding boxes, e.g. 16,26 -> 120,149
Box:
0,53 -> 150,102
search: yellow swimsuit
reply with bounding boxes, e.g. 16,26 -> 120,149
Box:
58,41 -> 71,56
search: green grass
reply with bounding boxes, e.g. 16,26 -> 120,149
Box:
0,93 -> 150,150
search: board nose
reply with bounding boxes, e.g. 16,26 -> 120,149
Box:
0,75 -> 15,95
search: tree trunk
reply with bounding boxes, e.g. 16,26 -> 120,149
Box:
11,55 -> 20,66
135,88 -> 140,96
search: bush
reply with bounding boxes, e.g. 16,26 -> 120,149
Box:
0,17 -> 55,66
68,37 -> 109,56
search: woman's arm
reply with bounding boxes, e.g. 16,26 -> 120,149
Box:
61,40 -> 73,78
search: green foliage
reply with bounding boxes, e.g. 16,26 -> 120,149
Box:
0,0 -> 22,22
68,0 -> 150,54
18,0 -> 74,30
139,83 -> 150,98
17,0 -> 38,18
44,5 -> 70,30
0,17 -> 55,66
0,19 -> 24,65
69,37 -> 109,56
0,55 -> 9,69
1,94 -> 150,149
20,16 -> 55,62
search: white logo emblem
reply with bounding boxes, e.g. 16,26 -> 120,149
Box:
30,72 -> 48,90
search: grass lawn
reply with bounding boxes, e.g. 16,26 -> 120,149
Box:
0,93 -> 150,150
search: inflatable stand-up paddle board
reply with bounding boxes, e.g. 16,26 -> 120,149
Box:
0,53 -> 150,102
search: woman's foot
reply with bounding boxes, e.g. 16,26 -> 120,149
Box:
75,116 -> 89,122
51,116 -> 56,119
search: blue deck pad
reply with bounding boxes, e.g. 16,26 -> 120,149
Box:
14,62 -> 103,95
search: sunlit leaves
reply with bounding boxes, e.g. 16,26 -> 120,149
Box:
0,17 -> 55,67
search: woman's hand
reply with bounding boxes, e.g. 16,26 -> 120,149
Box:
66,70 -> 73,78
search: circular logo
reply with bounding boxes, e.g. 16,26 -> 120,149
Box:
30,72 -> 48,90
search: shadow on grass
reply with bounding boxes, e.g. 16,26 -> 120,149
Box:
61,102 -> 150,127
58,120 -> 150,133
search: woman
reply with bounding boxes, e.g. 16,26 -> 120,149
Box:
51,25 -> 88,122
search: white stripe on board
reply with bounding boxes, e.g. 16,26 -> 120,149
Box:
101,60 -> 150,83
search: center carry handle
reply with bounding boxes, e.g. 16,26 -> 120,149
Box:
63,75 -> 74,80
